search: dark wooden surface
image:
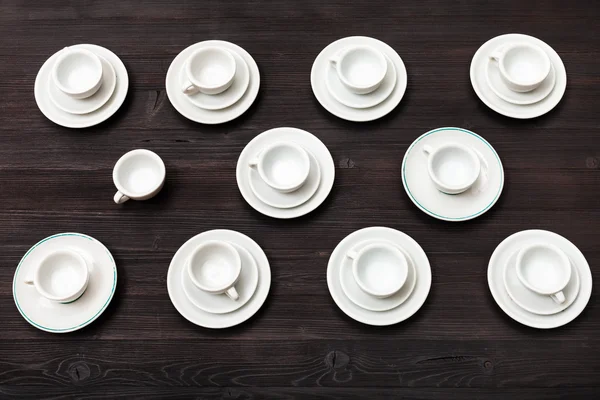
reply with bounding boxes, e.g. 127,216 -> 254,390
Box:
1,1 -> 599,398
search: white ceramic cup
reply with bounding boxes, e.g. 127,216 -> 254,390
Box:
52,47 -> 103,99
181,47 -> 237,95
113,149 -> 166,204
516,243 -> 571,304
249,142 -> 310,193
330,45 -> 387,95
347,242 -> 408,298
423,143 -> 481,194
186,240 -> 241,301
490,43 -> 551,93
24,249 -> 90,303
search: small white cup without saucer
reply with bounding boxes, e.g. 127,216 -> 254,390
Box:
186,240 -> 241,301
249,142 -> 310,194
516,243 -> 571,304
330,45 -> 387,95
423,143 -> 482,195
490,43 -> 551,93
182,47 -> 236,96
24,249 -> 90,303
113,149 -> 166,204
347,242 -> 409,298
52,47 -> 103,99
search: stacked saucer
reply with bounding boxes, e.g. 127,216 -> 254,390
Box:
13,233 -> 117,333
327,227 -> 431,326
488,230 -> 592,329
237,127 -> 335,219
311,36 -> 407,122
471,34 -> 566,119
35,44 -> 129,128
167,230 -> 271,329
166,41 -> 260,124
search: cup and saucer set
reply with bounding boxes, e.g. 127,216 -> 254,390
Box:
471,33 -> 567,119
236,127 -> 335,219
166,41 -> 260,124
311,36 -> 408,122
167,229 -> 271,329
34,44 -> 129,128
12,233 -> 117,333
488,230 -> 592,329
327,227 -> 432,326
402,127 -> 504,222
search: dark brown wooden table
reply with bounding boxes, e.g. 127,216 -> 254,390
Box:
1,1 -> 598,398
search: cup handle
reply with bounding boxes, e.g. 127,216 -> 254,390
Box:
346,249 -> 358,259
423,145 -> 434,155
226,286 -> 239,301
330,52 -> 342,68
249,157 -> 259,168
551,291 -> 566,304
24,276 -> 34,285
114,191 -> 130,204
181,79 -> 200,95
490,49 -> 504,62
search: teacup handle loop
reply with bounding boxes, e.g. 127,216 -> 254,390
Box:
551,291 -> 566,304
490,48 -> 505,62
423,145 -> 434,155
248,158 -> 259,168
114,191 -> 130,204
226,286 -> 239,301
329,51 -> 343,68
346,249 -> 359,259
24,276 -> 34,285
181,79 -> 200,95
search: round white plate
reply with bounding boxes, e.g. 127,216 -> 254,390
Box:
13,233 -> 117,333
486,58 -> 555,106
311,36 -> 407,122
326,53 -> 397,109
340,239 -> 417,312
327,227 -> 431,326
181,242 -> 259,314
167,230 -> 270,329
48,54 -> 117,115
35,44 -> 128,128
470,34 -> 566,119
249,147 -> 321,209
166,41 -> 260,124
402,127 -> 504,222
488,230 -> 592,329
181,48 -> 250,111
237,127 -> 335,219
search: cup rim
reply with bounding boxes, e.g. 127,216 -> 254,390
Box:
515,242 -> 572,295
186,240 -> 241,293
185,46 -> 236,91
256,141 -> 311,192
498,43 -> 551,87
113,149 -> 166,198
426,143 -> 481,193
34,249 -> 89,302
336,45 -> 387,91
350,242 -> 408,297
52,47 -> 103,96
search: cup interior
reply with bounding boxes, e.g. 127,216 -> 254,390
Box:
502,45 -> 548,85
430,145 -> 479,190
354,245 -> 407,296
37,251 -> 87,299
188,242 -> 239,291
115,151 -> 164,196
260,143 -> 309,191
339,47 -> 386,88
188,48 -> 235,89
519,245 -> 570,293
55,50 -> 102,93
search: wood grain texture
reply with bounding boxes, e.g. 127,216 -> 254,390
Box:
0,0 -> 599,398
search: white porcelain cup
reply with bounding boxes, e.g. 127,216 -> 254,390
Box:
186,240 -> 241,301
490,43 -> 551,93
423,143 -> 481,195
52,47 -> 103,99
330,45 -> 387,95
249,142 -> 310,193
516,243 -> 571,304
113,149 -> 166,204
24,249 -> 90,303
347,242 -> 408,298
181,47 -> 236,95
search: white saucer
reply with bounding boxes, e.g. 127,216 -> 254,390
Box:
486,56 -> 556,106
340,239 -> 417,312
249,147 -> 321,209
311,36 -> 407,122
328,227 -> 431,326
13,233 -> 117,333
237,127 -> 335,219
166,41 -> 260,124
182,241 -> 259,314
48,54 -> 117,115
181,49 -> 250,111
402,127 -> 504,222
326,53 -> 397,109
471,34 -> 566,119
167,230 -> 270,329
503,248 -> 580,316
489,230 -> 592,329
35,44 -> 128,128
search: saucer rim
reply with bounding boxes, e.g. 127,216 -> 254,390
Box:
12,232 -> 117,333
402,127 -> 504,221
